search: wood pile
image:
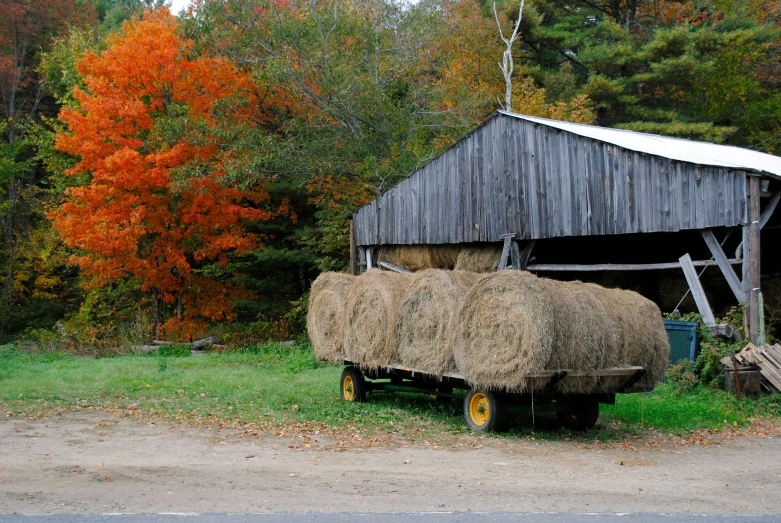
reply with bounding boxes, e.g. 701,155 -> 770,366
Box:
727,344 -> 781,392
133,337 -> 226,354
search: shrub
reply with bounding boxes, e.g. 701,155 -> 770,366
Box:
666,359 -> 699,393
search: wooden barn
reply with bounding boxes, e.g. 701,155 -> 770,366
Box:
349,111 -> 781,344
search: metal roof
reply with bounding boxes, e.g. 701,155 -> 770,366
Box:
499,111 -> 781,179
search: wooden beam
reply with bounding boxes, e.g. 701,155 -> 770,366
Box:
349,220 -> 358,276
358,247 -> 367,274
735,190 -> 779,258
377,261 -> 410,274
366,248 -> 374,270
526,258 -> 741,272
760,191 -> 780,228
679,253 -> 716,326
498,236 -> 512,270
701,229 -> 745,303
749,177 -> 762,344
519,240 -> 536,270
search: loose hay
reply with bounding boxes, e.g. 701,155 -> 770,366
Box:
307,272 -> 355,362
377,245 -> 461,271
453,271 -> 670,392
342,269 -> 411,369
396,270 -> 482,375
454,245 -> 502,272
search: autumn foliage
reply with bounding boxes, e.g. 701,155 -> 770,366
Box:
53,9 -> 279,337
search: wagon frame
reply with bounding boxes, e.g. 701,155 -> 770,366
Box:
339,360 -> 649,431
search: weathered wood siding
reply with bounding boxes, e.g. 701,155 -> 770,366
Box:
354,114 -> 748,246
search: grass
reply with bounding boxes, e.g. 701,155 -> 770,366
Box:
1,342 -> 779,443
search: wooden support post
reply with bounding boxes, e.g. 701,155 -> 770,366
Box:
358,247 -> 367,274
519,240 -> 536,270
735,191 -> 779,258
366,247 -> 374,270
349,220 -> 358,276
701,229 -> 744,303
679,253 -> 716,326
748,176 -> 762,344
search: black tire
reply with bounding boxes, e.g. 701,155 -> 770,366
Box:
557,401 -> 599,430
463,389 -> 508,432
340,366 -> 367,402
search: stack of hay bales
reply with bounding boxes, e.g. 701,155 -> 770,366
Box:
377,245 -> 461,271
308,267 -> 669,392
454,245 -> 502,272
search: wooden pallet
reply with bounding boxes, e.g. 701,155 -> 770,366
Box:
735,343 -> 781,392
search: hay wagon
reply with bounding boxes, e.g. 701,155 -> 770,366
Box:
338,360 -> 648,431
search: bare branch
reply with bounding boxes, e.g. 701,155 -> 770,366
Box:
493,0 -> 525,112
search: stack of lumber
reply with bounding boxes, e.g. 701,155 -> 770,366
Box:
733,344 -> 781,392
132,337 -> 225,354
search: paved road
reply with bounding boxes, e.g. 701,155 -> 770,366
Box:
1,513 -> 779,523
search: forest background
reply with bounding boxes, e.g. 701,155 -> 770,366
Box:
1,0 -> 780,350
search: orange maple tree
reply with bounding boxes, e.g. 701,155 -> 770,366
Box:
53,9 -> 285,338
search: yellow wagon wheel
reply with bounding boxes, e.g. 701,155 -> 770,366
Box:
340,366 -> 367,402
463,389 -> 507,432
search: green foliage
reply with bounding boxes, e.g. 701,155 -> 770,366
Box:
7,0 -> 781,344
522,1 -> 781,151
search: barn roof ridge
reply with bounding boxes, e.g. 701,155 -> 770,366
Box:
498,110 -> 781,179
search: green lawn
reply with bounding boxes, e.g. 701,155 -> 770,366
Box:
1,342 -> 779,441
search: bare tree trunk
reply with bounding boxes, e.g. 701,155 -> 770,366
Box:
151,291 -> 161,341
493,0 -> 525,112
2,177 -> 18,306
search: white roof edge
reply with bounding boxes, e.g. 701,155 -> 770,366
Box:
498,110 -> 781,179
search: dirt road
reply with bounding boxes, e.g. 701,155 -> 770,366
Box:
1,412 -> 779,515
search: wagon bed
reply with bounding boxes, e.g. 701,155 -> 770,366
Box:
338,360 -> 650,432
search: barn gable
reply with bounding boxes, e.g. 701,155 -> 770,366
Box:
353,112 -> 759,247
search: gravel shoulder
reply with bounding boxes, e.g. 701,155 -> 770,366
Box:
1,413 -> 779,515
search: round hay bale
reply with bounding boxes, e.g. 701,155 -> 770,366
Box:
453,270 -> 556,390
396,269 -> 482,375
581,283 -> 669,390
544,280 -> 615,394
307,272 -> 355,362
454,245 -> 502,273
342,269 -> 411,369
377,245 -> 461,271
